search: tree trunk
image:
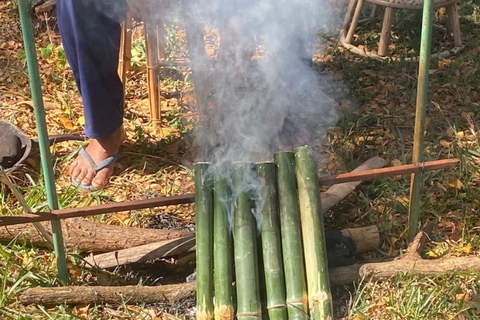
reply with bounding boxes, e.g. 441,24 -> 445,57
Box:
0,217 -> 190,252
20,282 -> 196,306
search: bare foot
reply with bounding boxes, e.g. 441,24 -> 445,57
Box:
69,126 -> 123,189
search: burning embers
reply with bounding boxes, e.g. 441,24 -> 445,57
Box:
195,146 -> 333,320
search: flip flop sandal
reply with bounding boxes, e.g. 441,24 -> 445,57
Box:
72,147 -> 118,191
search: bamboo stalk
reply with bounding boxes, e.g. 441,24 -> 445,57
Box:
232,163 -> 262,320
294,146 -> 333,320
256,162 -> 287,320
408,0 -> 435,242
213,164 -> 234,320
273,152 -> 308,320
195,163 -> 214,320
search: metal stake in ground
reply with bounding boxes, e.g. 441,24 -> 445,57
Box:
232,163 -> 262,320
195,163 -> 214,320
17,0 -> 68,283
274,151 -> 308,320
256,162 -> 288,320
294,146 -> 333,320
213,163 -> 234,320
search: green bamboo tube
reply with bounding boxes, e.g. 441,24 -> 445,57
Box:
195,163 -> 214,320
232,163 -> 262,320
294,146 -> 333,320
273,152 -> 308,320
213,164 -> 234,320
256,162 -> 288,320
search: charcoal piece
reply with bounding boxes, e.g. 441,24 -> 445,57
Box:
325,229 -> 356,268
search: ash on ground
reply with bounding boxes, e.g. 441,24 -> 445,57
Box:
145,213 -> 195,232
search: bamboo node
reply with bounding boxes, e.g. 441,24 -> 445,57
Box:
286,297 -> 308,306
266,303 -> 287,310
235,312 -> 262,319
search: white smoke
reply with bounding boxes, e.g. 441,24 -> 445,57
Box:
179,0 -> 342,164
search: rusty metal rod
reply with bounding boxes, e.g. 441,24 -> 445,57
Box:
319,158 -> 459,186
0,159 -> 459,227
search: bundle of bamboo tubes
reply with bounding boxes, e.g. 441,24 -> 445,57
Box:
195,146 -> 333,320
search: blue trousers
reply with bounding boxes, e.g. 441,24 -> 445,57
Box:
57,0 -> 129,139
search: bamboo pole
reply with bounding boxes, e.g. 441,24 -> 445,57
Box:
256,162 -> 287,320
408,0 -> 435,242
232,163 -> 262,320
294,146 -> 333,320
273,152 -> 308,320
17,0 -> 68,283
195,163 -> 214,320
213,164 -> 234,320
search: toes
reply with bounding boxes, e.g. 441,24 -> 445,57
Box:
68,159 -> 79,176
82,171 -> 96,186
70,164 -> 83,181
92,168 -> 111,189
75,168 -> 88,184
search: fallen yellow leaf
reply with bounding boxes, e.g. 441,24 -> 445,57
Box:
58,116 -> 75,130
440,139 -> 452,148
458,243 -> 472,254
438,59 -> 452,69
447,177 -> 464,189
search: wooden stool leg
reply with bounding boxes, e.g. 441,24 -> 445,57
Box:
146,23 -> 161,127
342,0 -> 358,34
378,7 -> 394,57
183,22 -> 209,121
446,3 -> 462,48
118,12 -> 133,94
370,4 -> 377,19
346,0 -> 364,44
156,25 -> 166,64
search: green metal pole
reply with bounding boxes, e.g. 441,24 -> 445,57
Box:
17,0 -> 69,282
408,0 -> 435,242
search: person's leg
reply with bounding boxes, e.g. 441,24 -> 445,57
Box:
57,0 -> 128,189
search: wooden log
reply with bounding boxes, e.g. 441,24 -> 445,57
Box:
20,282 -> 196,306
341,225 -> 380,255
321,156 -> 387,213
82,225 -> 379,270
0,217 -> 191,253
359,256 -> 480,281
0,158 -> 459,227
22,254 -> 480,307
83,235 -> 195,269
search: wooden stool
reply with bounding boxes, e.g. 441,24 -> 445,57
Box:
340,0 -> 464,59
117,12 -> 209,128
118,12 -> 168,127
